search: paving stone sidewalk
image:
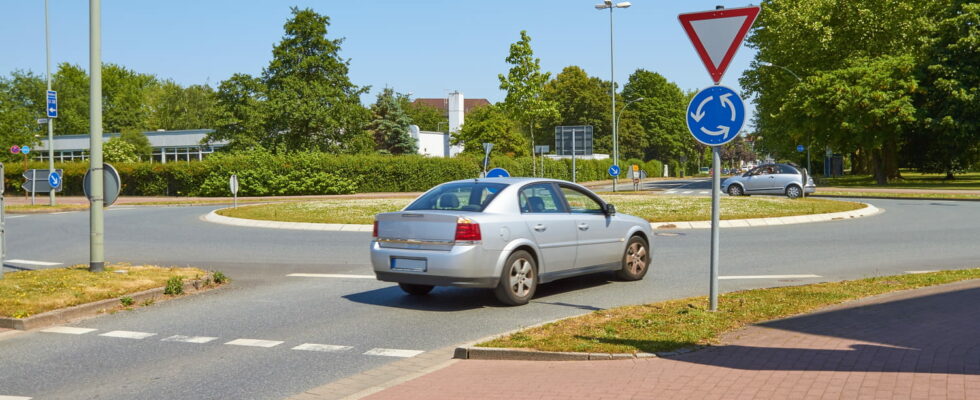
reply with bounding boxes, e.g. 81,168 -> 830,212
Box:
364,279 -> 980,400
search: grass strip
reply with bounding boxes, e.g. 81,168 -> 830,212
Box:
479,268 -> 980,354
815,191 -> 980,200
216,195 -> 864,225
7,204 -> 90,213
0,264 -> 207,318
820,172 -> 980,190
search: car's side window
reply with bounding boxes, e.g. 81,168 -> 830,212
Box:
519,184 -> 563,213
779,165 -> 799,175
559,187 -> 604,214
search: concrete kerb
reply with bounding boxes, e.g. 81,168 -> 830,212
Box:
0,275 -> 221,331
204,203 -> 880,232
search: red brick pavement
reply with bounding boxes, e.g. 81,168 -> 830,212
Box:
366,280 -> 980,400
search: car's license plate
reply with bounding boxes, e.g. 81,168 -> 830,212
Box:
391,257 -> 427,272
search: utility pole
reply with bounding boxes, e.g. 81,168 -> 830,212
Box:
45,0 -> 56,206
89,0 -> 105,272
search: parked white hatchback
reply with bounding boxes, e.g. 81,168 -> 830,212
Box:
371,178 -> 654,305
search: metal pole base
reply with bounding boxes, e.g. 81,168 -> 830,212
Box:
89,261 -> 105,272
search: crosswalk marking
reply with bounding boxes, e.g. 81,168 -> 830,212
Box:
0,395 -> 33,400
161,335 -> 218,344
287,273 -> 374,279
225,338 -> 284,348
292,343 -> 353,353
100,330 -> 156,339
40,326 -> 97,335
719,274 -> 821,280
5,259 -> 62,266
363,348 -> 424,358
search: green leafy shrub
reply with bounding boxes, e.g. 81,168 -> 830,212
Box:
212,271 -> 228,284
119,296 -> 134,307
164,276 -> 184,295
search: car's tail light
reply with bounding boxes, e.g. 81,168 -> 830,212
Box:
372,220 -> 378,237
454,217 -> 481,242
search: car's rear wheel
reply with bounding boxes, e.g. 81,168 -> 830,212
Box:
785,184 -> 802,199
616,236 -> 650,281
494,250 -> 537,306
727,184 -> 744,196
398,283 -> 434,296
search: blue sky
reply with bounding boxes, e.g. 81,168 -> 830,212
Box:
2,1 -> 760,121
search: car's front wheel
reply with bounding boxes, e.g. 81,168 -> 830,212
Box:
398,283 -> 434,296
727,184 -> 744,196
785,184 -> 802,199
616,236 -> 650,281
494,250 -> 537,306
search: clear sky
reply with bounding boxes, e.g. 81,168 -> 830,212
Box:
2,1 -> 760,121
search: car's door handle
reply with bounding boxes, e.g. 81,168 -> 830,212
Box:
577,223 -> 589,231
534,224 -> 547,232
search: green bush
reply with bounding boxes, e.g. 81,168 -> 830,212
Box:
164,276 -> 184,296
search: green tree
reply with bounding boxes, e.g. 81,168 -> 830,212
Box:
146,81 -> 217,130
498,30 -> 559,154
103,137 -> 140,163
208,73 -> 268,151
621,69 -> 690,163
102,63 -> 157,132
52,63 -> 90,135
403,100 -> 445,132
262,7 -> 369,151
119,129 -> 153,160
452,104 -> 529,157
0,71 -> 43,161
541,66 -> 614,153
369,88 -> 416,154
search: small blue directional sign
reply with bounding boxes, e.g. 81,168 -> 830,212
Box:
686,85 -> 745,146
608,165 -> 621,177
48,171 -> 62,189
47,90 -> 58,118
20,145 -> 31,155
485,168 -> 510,178
797,144 -> 805,153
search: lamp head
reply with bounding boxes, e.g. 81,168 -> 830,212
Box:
616,2 -> 632,8
595,3 -> 610,9
759,61 -> 773,67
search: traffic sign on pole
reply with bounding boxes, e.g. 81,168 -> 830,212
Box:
686,85 -> 746,146
797,144 -> 805,153
83,163 -> 122,207
48,171 -> 62,189
21,169 -> 64,193
9,146 -> 20,154
47,90 -> 58,118
20,146 -> 31,155
608,165 -> 621,177
678,6 -> 760,84
485,168 -> 510,178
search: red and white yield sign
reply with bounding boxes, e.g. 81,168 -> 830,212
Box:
679,6 -> 760,84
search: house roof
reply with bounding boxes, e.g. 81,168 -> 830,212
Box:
412,98 -> 491,114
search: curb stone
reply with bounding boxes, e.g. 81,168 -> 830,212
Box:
203,203 -> 880,232
0,275 -> 220,330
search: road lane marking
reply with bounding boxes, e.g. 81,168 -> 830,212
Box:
6,215 -> 26,219
699,191 -> 709,194
363,348 -> 424,358
161,335 -> 218,344
292,343 -> 354,352
665,190 -> 677,194
682,191 -> 694,194
106,207 -> 136,211
5,259 -> 62,266
100,330 -> 157,339
0,395 -> 32,400
719,274 -> 822,280
50,212 -> 71,215
287,273 -> 374,279
40,326 -> 97,335
225,338 -> 284,348
905,270 -> 938,274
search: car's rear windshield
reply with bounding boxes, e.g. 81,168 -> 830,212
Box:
405,182 -> 508,212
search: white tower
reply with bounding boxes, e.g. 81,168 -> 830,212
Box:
447,91 -> 465,157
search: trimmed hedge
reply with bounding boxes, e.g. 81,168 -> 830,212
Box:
2,152 -> 665,196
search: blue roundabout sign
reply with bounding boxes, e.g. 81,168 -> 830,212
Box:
686,85 -> 745,146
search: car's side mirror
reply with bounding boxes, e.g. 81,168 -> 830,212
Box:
604,203 -> 616,216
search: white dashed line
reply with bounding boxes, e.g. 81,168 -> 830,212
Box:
161,335 -> 218,344
50,212 -> 71,215
719,274 -> 822,280
292,343 -> 353,353
99,330 -> 157,339
7,215 -> 26,219
5,259 -> 62,266
363,348 -> 424,358
665,190 -> 677,194
287,273 -> 374,279
225,338 -> 284,348
699,191 -> 709,194
682,191 -> 694,194
0,395 -> 33,400
106,207 -> 136,211
40,326 -> 97,335
905,270 -> 938,274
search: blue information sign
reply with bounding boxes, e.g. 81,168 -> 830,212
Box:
608,165 -> 621,177
20,145 -> 31,155
797,145 -> 805,153
485,168 -> 510,178
48,171 -> 62,189
686,85 -> 745,146
47,90 -> 58,118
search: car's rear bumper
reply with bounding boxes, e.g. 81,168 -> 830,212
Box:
370,241 -> 502,288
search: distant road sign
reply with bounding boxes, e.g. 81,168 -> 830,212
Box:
485,168 -> 510,178
608,165 -> 621,177
797,145 -> 805,153
21,169 -> 63,193
686,85 -> 745,146
83,163 -> 122,206
47,90 -> 58,118
229,174 -> 239,195
10,146 -> 20,154
48,171 -> 62,189
37,118 -> 49,124
679,6 -> 760,84
20,146 -> 31,155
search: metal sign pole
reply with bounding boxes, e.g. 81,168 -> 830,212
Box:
45,0 -> 56,206
571,129 -> 577,183
709,146 -> 721,311
1,163 -> 5,279
31,169 -> 37,206
89,0 -> 105,272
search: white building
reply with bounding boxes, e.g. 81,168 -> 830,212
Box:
410,91 -> 490,157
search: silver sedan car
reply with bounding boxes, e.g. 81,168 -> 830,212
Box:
370,178 -> 654,306
722,163 -> 816,199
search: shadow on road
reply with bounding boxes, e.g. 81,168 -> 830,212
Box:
663,284 -> 980,375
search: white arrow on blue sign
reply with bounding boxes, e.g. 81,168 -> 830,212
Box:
608,165 -> 621,177
20,145 -> 31,155
686,85 -> 745,146
47,90 -> 58,118
48,171 -> 62,189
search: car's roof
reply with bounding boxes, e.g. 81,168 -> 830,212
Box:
447,177 -> 571,185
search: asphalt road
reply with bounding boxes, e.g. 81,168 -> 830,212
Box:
1,198 -> 979,399
595,177 -> 714,194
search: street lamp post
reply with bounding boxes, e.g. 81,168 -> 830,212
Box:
595,0 -> 632,191
760,61 -> 810,179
